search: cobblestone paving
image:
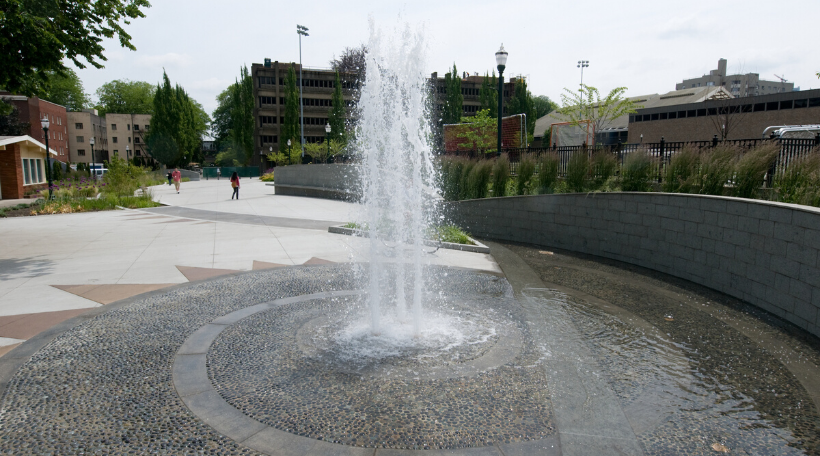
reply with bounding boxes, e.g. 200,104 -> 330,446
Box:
209,289 -> 554,450
509,243 -> 820,455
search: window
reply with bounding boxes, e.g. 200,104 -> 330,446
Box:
642,114 -> 650,121
659,112 -> 668,120
668,112 -> 677,119
630,115 -> 638,123
794,99 -> 808,108
259,96 -> 276,106
680,85 -> 685,89
128,136 -> 131,143
753,103 -> 766,112
78,149 -> 86,156
260,116 -> 275,125
144,124 -> 150,131
127,124 -> 130,131
77,136 -> 84,143
651,113 -> 659,120
766,102 -> 779,111
134,125 -> 140,130
22,158 -> 44,185
707,108 -> 717,116
113,150 -> 118,155
809,98 -> 820,108
260,135 -> 276,145
113,137 -> 118,144
780,100 -> 793,110
696,109 -> 706,116
687,110 -> 696,117
111,124 -> 117,130
678,111 -> 687,118
75,123 -> 83,129
134,137 -> 140,144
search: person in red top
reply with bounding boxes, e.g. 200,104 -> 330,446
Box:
172,168 -> 182,193
230,171 -> 240,200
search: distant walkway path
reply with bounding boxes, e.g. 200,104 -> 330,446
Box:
141,206 -> 344,231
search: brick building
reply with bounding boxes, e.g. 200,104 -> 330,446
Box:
0,136 -> 55,199
67,110 -> 107,165
628,89 -> 820,143
0,93 -> 69,162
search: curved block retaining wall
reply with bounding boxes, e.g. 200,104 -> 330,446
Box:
273,164 -> 360,200
447,193 -> 820,338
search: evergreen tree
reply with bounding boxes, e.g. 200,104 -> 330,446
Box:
479,71 -> 498,118
280,65 -> 300,154
328,71 -> 347,144
146,71 -> 208,167
442,64 -> 463,125
52,160 -> 62,181
506,78 -> 537,136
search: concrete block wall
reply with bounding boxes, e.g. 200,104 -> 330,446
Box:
274,164 -> 361,200
447,193 -> 820,338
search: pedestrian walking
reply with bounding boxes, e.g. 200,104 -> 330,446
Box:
217,168 -> 221,180
230,171 -> 240,200
172,167 -> 182,193
166,171 -> 173,185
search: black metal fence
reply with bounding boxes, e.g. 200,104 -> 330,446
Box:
447,137 -> 820,183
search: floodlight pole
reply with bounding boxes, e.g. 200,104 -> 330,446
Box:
495,44 -> 508,157
577,60 -> 589,90
297,25 -> 309,160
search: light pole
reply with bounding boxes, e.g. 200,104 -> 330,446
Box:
126,144 -> 130,160
287,139 -> 292,165
495,44 -> 508,156
577,60 -> 589,90
297,24 -> 309,159
40,116 -> 53,199
325,123 -> 331,162
89,136 -> 97,181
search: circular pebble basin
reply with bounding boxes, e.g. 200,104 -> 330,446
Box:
0,247 -> 818,455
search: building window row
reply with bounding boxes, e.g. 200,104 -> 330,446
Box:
260,135 -> 277,145
631,97 -> 820,123
260,116 -> 276,126
78,149 -> 86,156
259,96 -> 343,108
259,96 -> 276,106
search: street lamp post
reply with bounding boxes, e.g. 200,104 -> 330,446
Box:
325,123 -> 331,162
89,136 -> 97,181
287,139 -> 292,165
126,144 -> 130,160
495,44 -> 508,157
577,60 -> 589,89
40,116 -> 53,199
297,24 -> 309,159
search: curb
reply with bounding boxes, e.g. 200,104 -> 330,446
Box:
328,225 -> 491,254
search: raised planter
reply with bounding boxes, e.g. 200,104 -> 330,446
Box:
272,164 -> 360,201
328,225 -> 491,254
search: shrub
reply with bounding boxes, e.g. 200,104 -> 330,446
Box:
662,146 -> 700,193
536,153 -> 559,194
565,151 -> 589,192
260,172 -> 275,182
774,150 -> 820,204
51,161 -> 62,181
621,150 -> 654,192
103,156 -> 147,196
516,154 -> 536,195
428,225 -> 474,245
590,151 -> 617,190
491,155 -> 510,197
732,142 -> 780,199
466,160 -> 492,199
697,144 -> 737,195
459,160 -> 476,200
446,158 -> 466,201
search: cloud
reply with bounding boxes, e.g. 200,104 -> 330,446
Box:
188,77 -> 232,91
135,53 -> 193,69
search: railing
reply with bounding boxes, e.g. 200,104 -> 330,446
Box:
447,137 -> 820,182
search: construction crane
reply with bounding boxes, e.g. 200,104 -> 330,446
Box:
774,74 -> 788,93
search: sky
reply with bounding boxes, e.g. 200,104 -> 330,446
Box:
73,0 -> 820,117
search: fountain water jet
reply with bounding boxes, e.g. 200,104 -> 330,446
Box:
357,19 -> 437,337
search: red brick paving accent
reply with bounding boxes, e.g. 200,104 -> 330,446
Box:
0,308 -> 92,340
52,284 -> 176,305
303,257 -> 334,265
175,266 -> 241,282
252,261 -> 290,270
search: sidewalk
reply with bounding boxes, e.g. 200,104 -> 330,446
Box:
0,179 -> 500,356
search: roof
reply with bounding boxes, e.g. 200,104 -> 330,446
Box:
534,86 -> 733,138
0,135 -> 58,155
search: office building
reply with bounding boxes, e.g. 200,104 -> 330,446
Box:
676,59 -> 794,97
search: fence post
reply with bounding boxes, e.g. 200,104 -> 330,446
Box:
658,137 -> 665,183
712,135 -> 718,147
815,133 -> 820,146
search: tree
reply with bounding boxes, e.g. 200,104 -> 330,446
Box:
506,78 -> 537,136
442,64 -> 463,125
280,65 -> 300,154
95,80 -> 155,116
330,45 -> 367,84
0,0 -> 150,96
0,103 -> 30,135
533,95 -> 557,119
456,109 -> 498,154
327,71 -> 347,144
304,139 -> 344,164
146,71 -> 208,168
479,71 -> 498,118
38,69 -> 89,111
211,66 -> 253,164
555,85 -> 641,133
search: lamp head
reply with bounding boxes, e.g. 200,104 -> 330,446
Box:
40,116 -> 49,130
287,139 -> 291,146
325,123 -> 331,134
495,44 -> 508,71
89,136 -> 95,146
297,24 -> 309,36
